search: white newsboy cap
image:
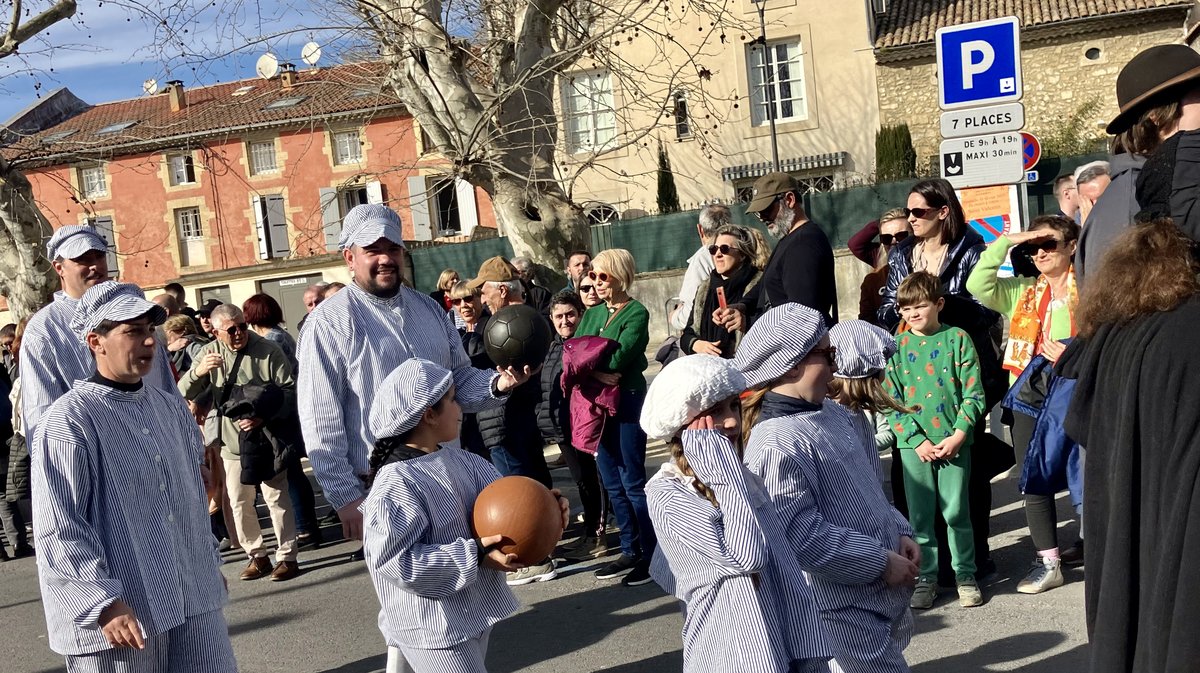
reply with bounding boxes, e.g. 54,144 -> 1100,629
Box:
829,320 -> 898,379
70,281 -> 167,342
47,224 -> 108,261
369,358 -> 454,440
338,204 -> 406,250
733,303 -> 828,388
640,354 -> 747,443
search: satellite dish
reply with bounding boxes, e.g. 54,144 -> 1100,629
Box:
143,78 -> 159,95
255,53 -> 280,80
301,42 -> 322,67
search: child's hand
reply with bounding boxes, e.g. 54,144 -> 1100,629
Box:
933,430 -> 967,460
687,415 -> 717,432
898,536 -> 921,565
882,550 -> 919,588
549,489 -> 571,530
915,440 -> 938,463
478,535 -> 524,572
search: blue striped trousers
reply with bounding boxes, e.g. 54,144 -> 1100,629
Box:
823,605 -> 912,673
64,609 -> 236,673
386,629 -> 492,673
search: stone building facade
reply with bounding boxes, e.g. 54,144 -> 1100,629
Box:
873,1 -> 1192,164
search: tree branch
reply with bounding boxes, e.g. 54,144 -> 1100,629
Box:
0,0 -> 78,59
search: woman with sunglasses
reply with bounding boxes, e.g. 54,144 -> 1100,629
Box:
577,278 -> 604,309
966,214 -> 1083,594
448,281 -> 493,460
574,248 -> 656,586
856,209 -> 912,326
679,225 -> 763,358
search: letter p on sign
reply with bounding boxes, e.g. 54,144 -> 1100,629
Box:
960,40 -> 995,90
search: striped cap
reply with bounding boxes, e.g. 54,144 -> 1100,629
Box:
733,303 -> 828,388
641,354 -> 747,442
70,281 -> 167,341
47,224 -> 108,261
338,204 -> 405,250
829,320 -> 898,379
369,358 -> 454,440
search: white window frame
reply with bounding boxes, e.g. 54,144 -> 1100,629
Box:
333,130 -> 363,165
747,38 -> 808,127
249,140 -> 278,175
176,207 -> 203,240
167,153 -> 196,186
80,165 -> 107,198
561,69 -> 617,154
673,90 -> 692,139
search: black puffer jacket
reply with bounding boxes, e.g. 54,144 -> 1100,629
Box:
537,336 -> 568,445
473,313 -> 546,449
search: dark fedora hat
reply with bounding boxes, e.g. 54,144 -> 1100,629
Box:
1108,44 -> 1200,135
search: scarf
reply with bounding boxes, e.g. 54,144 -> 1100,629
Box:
758,391 -> 823,423
1003,268 -> 1078,377
699,263 -> 758,349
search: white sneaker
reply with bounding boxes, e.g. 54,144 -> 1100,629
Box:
1016,556 -> 1064,594
506,559 -> 558,586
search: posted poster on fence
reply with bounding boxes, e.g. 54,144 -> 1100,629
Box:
957,184 -> 1022,276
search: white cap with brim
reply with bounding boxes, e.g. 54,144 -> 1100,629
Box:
47,225 -> 109,261
369,359 -> 454,440
70,281 -> 168,342
640,355 -> 747,443
338,204 -> 406,250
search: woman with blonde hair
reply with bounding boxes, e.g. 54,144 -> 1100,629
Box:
680,225 -> 763,359
859,208 -> 912,325
429,268 -> 460,312
574,248 -> 656,586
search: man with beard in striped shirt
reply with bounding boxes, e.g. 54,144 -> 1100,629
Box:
32,281 -> 235,673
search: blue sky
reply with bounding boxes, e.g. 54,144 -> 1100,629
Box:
0,1 -> 354,122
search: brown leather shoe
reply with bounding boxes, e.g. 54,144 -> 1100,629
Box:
270,560 -> 300,582
240,556 -> 273,581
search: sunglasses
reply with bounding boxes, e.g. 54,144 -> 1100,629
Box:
879,232 -> 910,245
1032,239 -> 1063,252
708,244 -> 739,256
903,207 -> 939,219
451,297 -> 474,306
808,346 -> 837,367
587,271 -> 610,282
222,323 -> 248,337
578,284 -> 596,293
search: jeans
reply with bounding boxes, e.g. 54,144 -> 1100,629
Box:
489,436 -> 552,488
286,457 -> 318,535
595,388 -> 656,561
559,440 -> 606,535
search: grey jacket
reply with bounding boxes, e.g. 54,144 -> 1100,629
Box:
1077,153 -> 1146,285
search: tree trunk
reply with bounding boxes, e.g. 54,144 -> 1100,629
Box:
0,157 -> 57,320
490,175 -> 590,267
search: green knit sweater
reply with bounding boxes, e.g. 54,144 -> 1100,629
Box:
576,300 -> 650,391
883,324 -> 985,450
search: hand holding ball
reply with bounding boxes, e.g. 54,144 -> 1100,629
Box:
473,476 -> 565,565
484,304 -> 551,370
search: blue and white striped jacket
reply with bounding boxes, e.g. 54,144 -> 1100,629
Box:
32,381 -> 224,655
648,430 -> 829,672
361,447 -> 518,649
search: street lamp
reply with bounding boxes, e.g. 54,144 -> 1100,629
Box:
753,0 -> 780,172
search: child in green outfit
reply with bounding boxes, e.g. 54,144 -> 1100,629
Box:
884,271 -> 987,610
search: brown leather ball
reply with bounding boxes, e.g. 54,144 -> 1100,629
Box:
472,476 -> 563,565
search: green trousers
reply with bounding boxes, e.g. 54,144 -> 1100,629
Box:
899,446 -> 976,580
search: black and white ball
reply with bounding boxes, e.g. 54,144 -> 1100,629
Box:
484,304 -> 551,369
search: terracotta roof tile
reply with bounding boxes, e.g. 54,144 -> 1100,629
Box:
875,0 -> 1190,49
3,61 -> 404,162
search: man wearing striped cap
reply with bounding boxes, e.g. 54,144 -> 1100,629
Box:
32,281 -> 235,672
21,225 -> 176,445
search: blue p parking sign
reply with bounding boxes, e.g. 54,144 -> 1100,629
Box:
937,16 -> 1022,110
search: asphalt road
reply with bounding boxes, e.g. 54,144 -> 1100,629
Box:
1,441 -> 1087,673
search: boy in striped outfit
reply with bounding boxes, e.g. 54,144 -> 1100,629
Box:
359,359 -> 568,673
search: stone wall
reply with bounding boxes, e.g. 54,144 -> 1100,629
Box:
876,22 -> 1183,164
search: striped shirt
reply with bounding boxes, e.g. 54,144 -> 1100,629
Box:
31,381 -> 224,655
360,447 -> 518,649
297,283 -> 504,511
744,402 -> 912,616
20,291 -> 177,446
648,430 -> 828,673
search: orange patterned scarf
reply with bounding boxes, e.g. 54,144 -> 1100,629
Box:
1002,268 -> 1078,377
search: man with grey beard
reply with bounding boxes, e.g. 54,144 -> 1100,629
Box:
716,172 -> 838,330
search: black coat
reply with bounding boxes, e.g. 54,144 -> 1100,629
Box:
220,384 -> 303,485
536,336 -> 567,445
467,314 -> 545,450
1059,295 -> 1200,673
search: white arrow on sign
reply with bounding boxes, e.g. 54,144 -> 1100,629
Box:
940,133 -> 1024,189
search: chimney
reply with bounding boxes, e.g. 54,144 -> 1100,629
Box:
280,63 -> 298,89
166,80 -> 186,112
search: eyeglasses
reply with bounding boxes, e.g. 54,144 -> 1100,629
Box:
903,207 -> 937,219
879,232 -> 910,246
808,346 -> 837,367
451,297 -> 474,306
578,284 -> 596,293
1033,239 -> 1063,252
708,244 -> 739,256
222,323 -> 248,337
587,271 -> 610,282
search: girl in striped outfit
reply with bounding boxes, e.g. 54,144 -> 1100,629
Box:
641,354 -> 830,673
359,358 -> 568,673
734,304 -> 920,673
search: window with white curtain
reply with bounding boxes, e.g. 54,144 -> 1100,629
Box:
561,70 -> 617,153
249,140 -> 278,174
747,39 -> 808,126
333,130 -> 363,165
80,165 -> 107,197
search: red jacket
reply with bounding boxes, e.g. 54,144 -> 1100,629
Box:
561,335 -> 620,455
